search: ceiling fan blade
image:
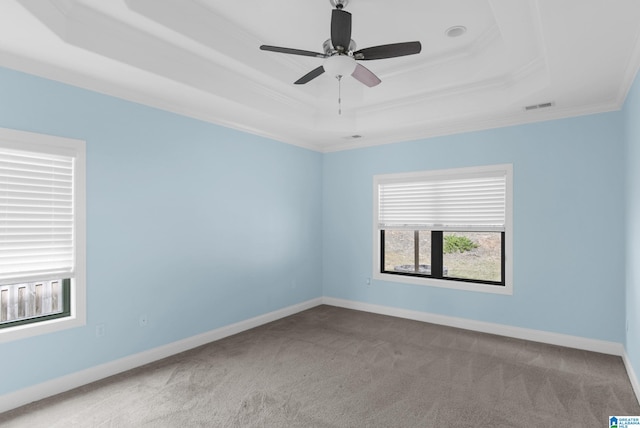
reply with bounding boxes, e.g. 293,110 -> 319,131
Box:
295,66 -> 326,84
260,45 -> 326,58
331,9 -> 352,52
354,41 -> 422,60
351,63 -> 381,87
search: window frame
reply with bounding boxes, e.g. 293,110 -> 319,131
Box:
0,279 -> 71,329
380,230 -> 505,284
373,164 -> 513,295
0,127 -> 86,343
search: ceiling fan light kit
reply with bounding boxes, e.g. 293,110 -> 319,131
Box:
323,55 -> 356,78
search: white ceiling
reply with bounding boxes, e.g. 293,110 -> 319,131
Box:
1,0 -> 640,152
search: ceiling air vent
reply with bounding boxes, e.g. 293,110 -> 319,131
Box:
524,102 -> 555,111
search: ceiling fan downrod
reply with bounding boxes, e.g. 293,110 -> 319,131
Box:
330,0 -> 348,10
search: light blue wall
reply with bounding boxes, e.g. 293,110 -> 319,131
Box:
624,71 -> 640,383
0,67 -> 323,395
0,63 -> 634,399
323,113 -> 626,342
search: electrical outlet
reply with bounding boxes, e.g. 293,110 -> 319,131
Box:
96,323 -> 105,338
366,277 -> 371,286
139,314 -> 148,327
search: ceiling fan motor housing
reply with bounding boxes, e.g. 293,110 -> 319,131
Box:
323,38 -> 357,56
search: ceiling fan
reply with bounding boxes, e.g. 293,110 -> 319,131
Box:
260,0 -> 422,88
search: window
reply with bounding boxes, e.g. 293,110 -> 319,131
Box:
0,127 -> 85,342
373,164 -> 512,294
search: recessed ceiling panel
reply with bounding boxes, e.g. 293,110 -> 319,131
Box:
3,0 -> 640,151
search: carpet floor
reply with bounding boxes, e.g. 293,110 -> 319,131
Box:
1,305 -> 639,427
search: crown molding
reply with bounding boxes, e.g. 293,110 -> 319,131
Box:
321,99 -> 621,152
0,48 -> 622,155
0,51 -> 324,152
616,22 -> 640,107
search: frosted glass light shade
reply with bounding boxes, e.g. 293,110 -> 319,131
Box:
323,55 -> 356,77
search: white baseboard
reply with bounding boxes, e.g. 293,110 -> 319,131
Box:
2,296 -> 635,414
0,297 -> 323,414
623,351 -> 640,406
324,296 -> 636,405
321,297 -> 625,356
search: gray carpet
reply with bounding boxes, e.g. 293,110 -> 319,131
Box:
1,305 -> 639,427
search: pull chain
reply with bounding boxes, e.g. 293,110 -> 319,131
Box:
337,75 -> 342,115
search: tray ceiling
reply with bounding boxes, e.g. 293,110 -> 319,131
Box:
1,0 -> 640,151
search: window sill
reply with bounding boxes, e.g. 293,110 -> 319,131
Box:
0,313 -> 85,344
373,272 -> 513,295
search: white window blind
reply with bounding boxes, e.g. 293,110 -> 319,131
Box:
0,147 -> 75,285
378,170 -> 507,231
